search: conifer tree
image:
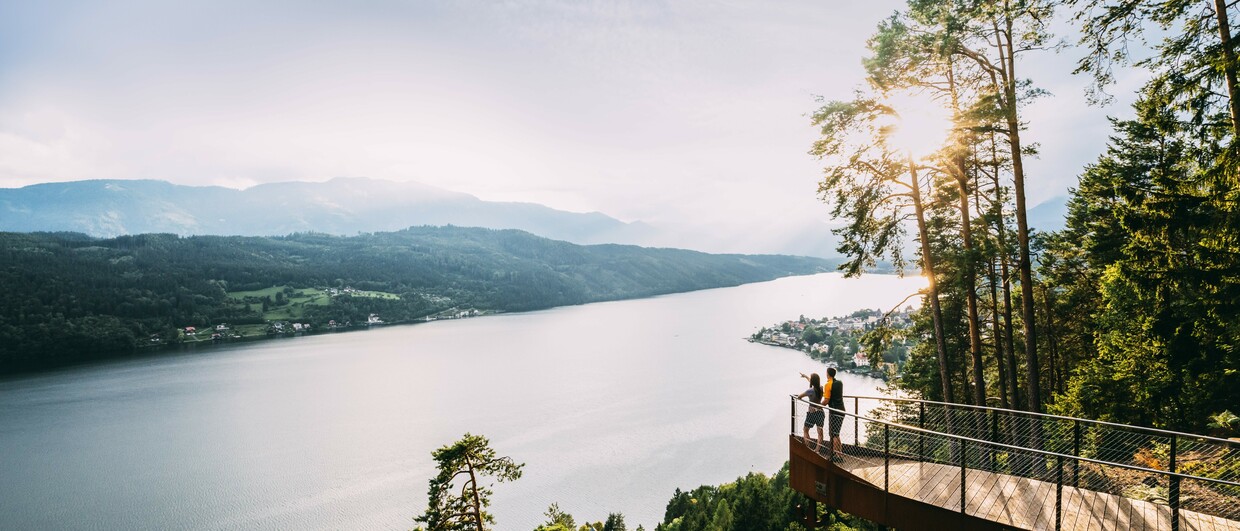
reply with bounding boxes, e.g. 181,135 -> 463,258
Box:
414,433 -> 523,531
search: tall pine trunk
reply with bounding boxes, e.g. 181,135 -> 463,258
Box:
975,157 -> 1010,409
956,169 -> 986,406
999,233 -> 1022,409
910,155 -> 954,404
464,453 -> 486,531
977,137 -> 1016,411
1041,285 -> 1064,394
988,255 -> 1011,408
948,64 -> 988,406
990,142 -> 1022,410
1000,6 -> 1042,413
1214,0 -> 1240,136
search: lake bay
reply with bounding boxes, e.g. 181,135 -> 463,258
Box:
0,273 -> 924,530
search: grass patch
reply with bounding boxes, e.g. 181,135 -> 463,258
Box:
232,324 -> 269,338
225,285 -> 399,321
227,286 -> 325,301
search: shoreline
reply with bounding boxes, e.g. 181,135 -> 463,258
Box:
749,337 -> 892,381
0,311 -> 501,381
3,272 -> 905,379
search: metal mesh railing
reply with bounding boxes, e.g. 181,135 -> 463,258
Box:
852,396 -> 1240,485
790,396 -> 1240,530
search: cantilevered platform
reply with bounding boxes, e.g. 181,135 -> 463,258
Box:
788,396 -> 1240,531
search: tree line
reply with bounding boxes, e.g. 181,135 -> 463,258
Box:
0,227 -> 831,374
815,0 -> 1240,432
414,433 -> 876,531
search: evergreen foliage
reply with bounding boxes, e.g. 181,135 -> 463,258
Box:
414,433 -> 523,531
534,464 -> 880,531
812,0 -> 1240,431
533,504 -> 641,531
653,464 -> 881,531
0,227 -> 831,374
1047,95 -> 1240,428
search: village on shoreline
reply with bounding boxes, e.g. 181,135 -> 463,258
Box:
149,285 -> 491,348
750,307 -> 918,380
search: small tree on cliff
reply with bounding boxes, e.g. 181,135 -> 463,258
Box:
414,433 -> 523,531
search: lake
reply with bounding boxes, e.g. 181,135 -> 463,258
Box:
0,272 -> 924,530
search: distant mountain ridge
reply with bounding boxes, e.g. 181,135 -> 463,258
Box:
0,178 -> 654,245
1027,195 -> 1068,233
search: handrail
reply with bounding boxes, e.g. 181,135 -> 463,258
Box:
844,394 -> 1240,446
791,396 -> 1240,489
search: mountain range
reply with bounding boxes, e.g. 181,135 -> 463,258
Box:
0,177 -> 655,246
0,178 -> 1072,256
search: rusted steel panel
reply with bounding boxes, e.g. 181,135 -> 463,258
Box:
789,435 -> 1022,531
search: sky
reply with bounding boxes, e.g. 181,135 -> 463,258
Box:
0,0 -> 1147,255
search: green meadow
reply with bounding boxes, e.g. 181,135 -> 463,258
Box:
226,286 -> 399,321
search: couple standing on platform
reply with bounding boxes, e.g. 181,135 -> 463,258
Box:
798,367 -> 844,462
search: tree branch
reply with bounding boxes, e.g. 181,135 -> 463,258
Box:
953,44 -> 1003,74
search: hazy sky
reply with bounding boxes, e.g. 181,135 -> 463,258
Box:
0,0 -> 1145,253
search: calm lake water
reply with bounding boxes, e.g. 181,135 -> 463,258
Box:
0,273 -> 924,530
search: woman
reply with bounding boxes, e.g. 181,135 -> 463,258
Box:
797,372 -> 825,451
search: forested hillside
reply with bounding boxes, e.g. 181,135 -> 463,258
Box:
812,0 -> 1240,434
0,227 -> 831,373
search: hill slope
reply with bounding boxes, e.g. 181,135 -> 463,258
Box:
0,227 -> 834,373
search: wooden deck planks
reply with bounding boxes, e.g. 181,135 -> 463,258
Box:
837,454 -> 1240,531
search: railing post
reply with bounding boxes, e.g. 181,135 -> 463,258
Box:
854,396 -> 860,447
884,423 -> 890,493
1170,435 -> 1179,531
1055,454 -> 1063,531
990,408 -> 999,443
1072,419 -> 1081,488
959,438 -> 967,515
918,401 -> 925,461
990,409 -> 999,472
791,396 -> 796,435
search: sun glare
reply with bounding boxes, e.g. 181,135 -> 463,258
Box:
882,91 -> 953,161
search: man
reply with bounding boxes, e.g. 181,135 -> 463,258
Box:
825,367 -> 845,461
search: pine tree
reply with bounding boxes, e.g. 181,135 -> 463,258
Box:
413,433 -> 523,531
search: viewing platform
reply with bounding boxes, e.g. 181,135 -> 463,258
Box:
789,395 -> 1240,530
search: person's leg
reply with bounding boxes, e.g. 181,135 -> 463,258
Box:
828,413 -> 843,459
803,424 -> 816,450
816,426 -> 825,451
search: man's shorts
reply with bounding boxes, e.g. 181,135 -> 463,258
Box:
829,411 -> 844,437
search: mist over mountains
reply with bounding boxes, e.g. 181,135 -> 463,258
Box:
0,178 -> 1070,258
0,177 -> 656,246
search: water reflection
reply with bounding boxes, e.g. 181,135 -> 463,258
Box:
0,273 -> 924,530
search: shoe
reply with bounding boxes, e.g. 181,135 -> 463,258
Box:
831,455 -> 843,463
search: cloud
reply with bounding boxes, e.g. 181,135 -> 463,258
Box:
0,0 -> 1139,257
0,105 -> 114,185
